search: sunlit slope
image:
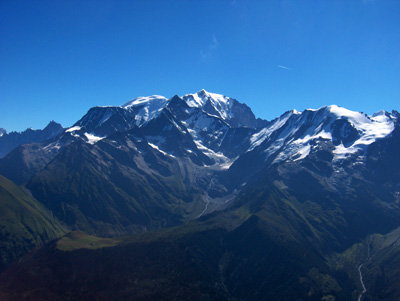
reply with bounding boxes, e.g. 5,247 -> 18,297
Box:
0,175 -> 65,270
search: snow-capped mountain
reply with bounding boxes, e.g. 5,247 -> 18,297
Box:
182,89 -> 268,128
2,91 -> 398,185
0,91 -> 265,184
226,104 -> 399,192
1,91 -> 399,216
67,90 -> 265,143
121,95 -> 169,126
55,90 -> 267,168
2,90 -> 400,301
247,105 -> 397,165
120,90 -> 267,129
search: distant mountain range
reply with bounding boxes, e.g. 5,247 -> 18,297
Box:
0,121 -> 63,159
1,90 -> 400,300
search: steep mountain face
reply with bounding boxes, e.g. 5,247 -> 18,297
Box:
0,121 -> 63,158
0,140 -> 65,185
1,90 -> 400,299
226,106 -> 400,252
25,128 -> 214,236
122,95 -> 169,125
182,89 -> 268,128
0,91 -> 266,235
227,106 -> 398,188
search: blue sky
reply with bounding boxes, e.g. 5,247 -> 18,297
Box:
1,0 -> 399,132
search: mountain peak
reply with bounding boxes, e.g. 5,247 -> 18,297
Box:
121,95 -> 168,109
44,120 -> 63,129
181,91 -> 267,128
248,104 -> 397,166
182,90 -> 234,118
372,109 -> 387,117
120,95 -> 169,127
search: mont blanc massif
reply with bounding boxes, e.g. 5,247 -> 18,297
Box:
1,90 -> 400,300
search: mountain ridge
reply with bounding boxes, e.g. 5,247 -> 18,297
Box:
0,121 -> 63,158
0,91 -> 399,300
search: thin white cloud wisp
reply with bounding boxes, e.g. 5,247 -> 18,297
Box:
200,34 -> 219,61
278,65 -> 291,70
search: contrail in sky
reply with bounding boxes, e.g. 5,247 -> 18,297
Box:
278,65 -> 291,70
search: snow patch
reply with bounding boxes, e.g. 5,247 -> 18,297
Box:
330,107 -> 395,160
218,160 -> 236,170
148,142 -> 175,158
121,95 -> 168,109
43,142 -> 62,151
249,111 -> 294,151
66,126 -> 82,132
193,139 -> 231,167
292,144 -> 311,161
121,95 -> 168,127
84,133 -> 104,144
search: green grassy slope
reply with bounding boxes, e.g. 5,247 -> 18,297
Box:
0,227 -> 230,301
57,230 -> 120,251
0,175 -> 65,270
333,226 -> 400,300
0,208 -> 354,300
